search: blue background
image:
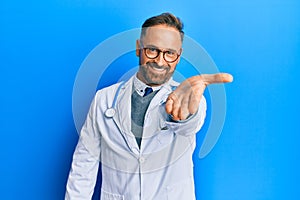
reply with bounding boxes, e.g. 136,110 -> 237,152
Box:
1,0 -> 299,199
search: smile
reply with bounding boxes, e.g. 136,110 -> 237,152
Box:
152,66 -> 165,72
148,64 -> 167,73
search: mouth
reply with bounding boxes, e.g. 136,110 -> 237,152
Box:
148,63 -> 167,73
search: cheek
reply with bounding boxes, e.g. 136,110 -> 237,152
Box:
139,55 -> 148,65
139,50 -> 151,66
169,63 -> 177,72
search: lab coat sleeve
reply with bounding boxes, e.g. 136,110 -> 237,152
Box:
165,96 -> 207,136
65,92 -> 101,200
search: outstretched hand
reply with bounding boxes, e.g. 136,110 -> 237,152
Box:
165,73 -> 233,121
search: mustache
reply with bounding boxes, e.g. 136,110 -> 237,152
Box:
146,62 -> 169,70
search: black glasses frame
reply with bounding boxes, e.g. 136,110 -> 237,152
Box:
142,47 -> 181,63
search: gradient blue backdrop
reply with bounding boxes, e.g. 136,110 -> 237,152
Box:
1,0 -> 299,199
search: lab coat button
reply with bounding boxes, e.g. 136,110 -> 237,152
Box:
139,157 -> 145,163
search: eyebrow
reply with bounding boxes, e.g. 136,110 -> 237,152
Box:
143,44 -> 178,53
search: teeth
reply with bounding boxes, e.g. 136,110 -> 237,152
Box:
155,68 -> 164,72
152,66 -> 165,72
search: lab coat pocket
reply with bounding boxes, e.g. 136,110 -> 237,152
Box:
166,177 -> 195,200
101,189 -> 124,200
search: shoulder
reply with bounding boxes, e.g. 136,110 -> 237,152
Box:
160,78 -> 180,93
169,78 -> 180,87
94,82 -> 124,100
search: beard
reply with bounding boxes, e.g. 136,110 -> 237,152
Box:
138,62 -> 175,86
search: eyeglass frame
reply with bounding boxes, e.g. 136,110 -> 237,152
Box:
140,45 -> 182,63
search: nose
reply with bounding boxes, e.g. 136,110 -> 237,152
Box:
155,52 -> 166,66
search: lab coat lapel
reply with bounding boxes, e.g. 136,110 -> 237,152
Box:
112,77 -> 140,153
142,80 -> 177,141
113,79 -> 131,134
146,79 -> 178,116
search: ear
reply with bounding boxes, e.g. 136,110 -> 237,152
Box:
136,40 -> 140,57
175,48 -> 183,64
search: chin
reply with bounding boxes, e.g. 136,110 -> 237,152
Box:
147,77 -> 169,86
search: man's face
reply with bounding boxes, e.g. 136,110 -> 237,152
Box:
136,24 -> 182,86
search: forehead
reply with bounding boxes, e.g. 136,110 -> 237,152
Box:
141,24 -> 182,50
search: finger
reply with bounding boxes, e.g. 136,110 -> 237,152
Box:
201,73 -> 233,85
167,92 -> 181,121
171,96 -> 181,121
178,93 -> 190,120
165,99 -> 173,114
165,92 -> 178,114
189,86 -> 205,114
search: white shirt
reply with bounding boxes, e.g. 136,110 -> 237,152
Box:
65,75 -> 207,200
133,74 -> 162,96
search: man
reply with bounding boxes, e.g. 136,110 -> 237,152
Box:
66,13 -> 233,200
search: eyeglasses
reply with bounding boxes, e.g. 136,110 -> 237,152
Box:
142,46 -> 181,63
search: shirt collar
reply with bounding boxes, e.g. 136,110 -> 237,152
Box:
133,74 -> 165,96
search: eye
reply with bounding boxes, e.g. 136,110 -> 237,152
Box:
165,50 -> 176,56
148,47 -> 158,53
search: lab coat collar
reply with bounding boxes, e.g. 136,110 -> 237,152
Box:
133,74 -> 163,96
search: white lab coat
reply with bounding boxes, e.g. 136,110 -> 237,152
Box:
65,76 -> 207,200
